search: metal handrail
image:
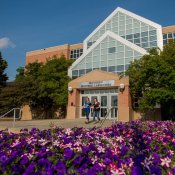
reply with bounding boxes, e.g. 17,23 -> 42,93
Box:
0,108 -> 22,127
0,108 -> 21,118
99,107 -> 116,128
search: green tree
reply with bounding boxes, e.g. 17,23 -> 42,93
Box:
1,55 -> 73,118
0,52 -> 8,88
126,41 -> 175,120
37,56 -> 73,118
15,67 -> 25,81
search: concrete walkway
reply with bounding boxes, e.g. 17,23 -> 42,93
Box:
0,118 -> 115,133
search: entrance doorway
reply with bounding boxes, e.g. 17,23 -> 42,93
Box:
80,89 -> 118,119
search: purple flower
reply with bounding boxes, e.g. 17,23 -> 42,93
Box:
131,166 -> 144,175
23,162 -> 35,175
20,156 -> 29,166
150,165 -> 161,175
104,158 -> 111,165
73,156 -> 83,165
64,148 -> 74,160
0,155 -> 8,162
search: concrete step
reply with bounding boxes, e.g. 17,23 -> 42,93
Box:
0,118 -> 20,121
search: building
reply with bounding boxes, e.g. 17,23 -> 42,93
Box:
162,25 -> 175,45
67,7 -> 168,121
26,43 -> 83,65
24,7 -> 175,121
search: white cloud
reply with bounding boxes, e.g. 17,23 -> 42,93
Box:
0,37 -> 16,49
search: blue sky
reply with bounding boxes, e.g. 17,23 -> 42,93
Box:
0,0 -> 175,81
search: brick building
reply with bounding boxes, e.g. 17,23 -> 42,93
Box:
24,7 -> 175,121
26,43 -> 83,64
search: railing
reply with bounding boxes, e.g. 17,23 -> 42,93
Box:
100,107 -> 116,128
0,108 -> 21,127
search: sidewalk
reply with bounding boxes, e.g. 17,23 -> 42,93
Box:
0,118 -> 114,133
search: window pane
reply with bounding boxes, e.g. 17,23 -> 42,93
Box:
111,96 -> 118,106
72,70 -> 78,75
150,41 -> 157,47
79,69 -> 85,75
134,33 -> 140,38
149,30 -> 156,36
108,47 -> 116,53
168,33 -> 173,38
149,35 -> 157,41
101,67 -> 107,71
101,96 -> 107,106
108,66 -> 115,72
141,42 -> 149,48
141,37 -> 148,42
163,40 -> 167,45
141,31 -> 148,37
126,34 -> 133,40
117,65 -> 124,72
134,38 -> 140,44
86,69 -> 92,73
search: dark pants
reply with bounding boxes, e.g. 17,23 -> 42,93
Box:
85,109 -> 90,121
93,110 -> 100,121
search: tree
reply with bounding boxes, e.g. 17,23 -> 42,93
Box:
0,52 -> 8,88
37,56 -> 73,118
0,55 -> 73,118
126,41 -> 175,120
15,67 -> 25,81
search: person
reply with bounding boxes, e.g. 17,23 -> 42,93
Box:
92,98 -> 100,122
83,97 -> 91,124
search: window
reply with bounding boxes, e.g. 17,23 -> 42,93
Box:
149,30 -> 156,36
126,34 -> 133,40
163,34 -> 167,39
86,69 -> 92,73
141,31 -> 148,38
79,69 -> 85,75
101,67 -> 107,71
70,48 -> 83,59
108,66 -> 115,72
108,47 -> 116,53
134,33 -> 140,38
163,32 -> 175,45
168,33 -> 173,38
72,70 -> 78,76
116,65 -> 124,72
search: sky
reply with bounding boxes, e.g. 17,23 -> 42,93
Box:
0,0 -> 175,81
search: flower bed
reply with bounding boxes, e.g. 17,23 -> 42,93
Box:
0,121 -> 175,175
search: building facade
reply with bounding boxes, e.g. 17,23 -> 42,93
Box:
24,7 -> 174,121
162,25 -> 175,45
67,7 -> 165,121
26,43 -> 83,65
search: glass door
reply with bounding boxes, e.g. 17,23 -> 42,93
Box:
110,95 -> 118,119
81,96 -> 88,118
100,96 -> 108,118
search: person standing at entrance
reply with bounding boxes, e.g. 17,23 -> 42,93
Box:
93,98 -> 100,122
83,97 -> 91,124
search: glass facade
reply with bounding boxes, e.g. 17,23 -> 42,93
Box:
87,12 -> 157,50
72,36 -> 143,78
163,32 -> 175,45
69,8 -> 162,79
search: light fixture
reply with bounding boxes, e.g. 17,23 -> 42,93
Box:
68,86 -> 73,93
119,83 -> 125,93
